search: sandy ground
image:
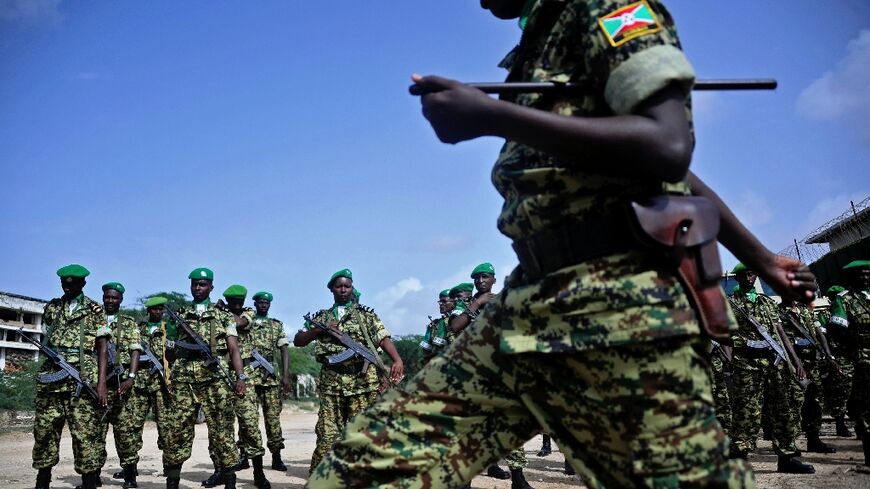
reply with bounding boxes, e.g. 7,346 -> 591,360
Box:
0,409 -> 867,488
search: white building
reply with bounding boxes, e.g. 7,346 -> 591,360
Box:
0,292 -> 47,371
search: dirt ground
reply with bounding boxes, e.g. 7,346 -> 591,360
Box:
0,409 -> 867,488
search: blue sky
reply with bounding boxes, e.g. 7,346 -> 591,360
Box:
2,1 -> 868,336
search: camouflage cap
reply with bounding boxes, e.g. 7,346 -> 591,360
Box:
843,260 -> 870,270
470,262 -> 495,278
188,267 -> 214,281
56,264 -> 90,279
252,291 -> 273,302
101,282 -> 125,294
328,268 -> 353,288
144,296 -> 168,308
223,284 -> 248,299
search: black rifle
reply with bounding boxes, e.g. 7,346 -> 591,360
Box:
18,328 -> 107,414
139,339 -> 172,396
303,313 -> 389,380
164,306 -> 235,388
247,349 -> 277,378
106,341 -> 125,392
409,79 -> 777,96
779,308 -> 834,363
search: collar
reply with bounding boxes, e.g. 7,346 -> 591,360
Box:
734,284 -> 758,303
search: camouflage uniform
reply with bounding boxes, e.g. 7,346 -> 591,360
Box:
247,314 -> 290,454
99,313 -> 143,467
162,301 -> 240,471
841,289 -> 870,437
33,295 -> 111,475
781,304 -> 825,441
710,342 -> 732,433
306,303 -> 390,473
307,2 -> 750,487
729,289 -> 799,458
823,293 -> 857,422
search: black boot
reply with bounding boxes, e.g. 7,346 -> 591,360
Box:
862,437 -> 870,467
235,452 -> 249,470
564,459 -> 575,475
80,472 -> 100,489
202,467 -> 224,488
510,468 -> 533,489
536,435 -> 552,457
35,468 -> 51,489
806,435 -> 837,453
166,478 -> 180,489
270,451 -> 287,471
223,471 -> 237,489
252,456 -> 271,489
486,464 -> 510,480
114,466 -> 138,480
165,464 -> 182,489
777,455 -> 815,474
74,470 -> 102,489
122,464 -> 138,488
835,416 -> 852,437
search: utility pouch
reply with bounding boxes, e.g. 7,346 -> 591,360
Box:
628,196 -> 730,340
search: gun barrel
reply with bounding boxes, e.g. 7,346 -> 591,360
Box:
409,79 -> 777,96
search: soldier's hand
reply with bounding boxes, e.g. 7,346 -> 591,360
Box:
474,293 -> 495,308
118,378 -> 134,397
234,379 -> 246,397
412,74 -> 497,144
97,383 -> 109,407
795,364 -> 808,381
389,360 -> 404,384
755,254 -> 817,303
282,377 -> 291,397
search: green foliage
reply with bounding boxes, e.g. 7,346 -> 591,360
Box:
0,361 -> 39,411
120,290 -> 193,322
390,334 -> 425,384
288,343 -> 321,376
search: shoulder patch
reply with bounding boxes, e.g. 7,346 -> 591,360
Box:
597,0 -> 662,47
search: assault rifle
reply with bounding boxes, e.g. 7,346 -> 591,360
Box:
779,308 -> 836,366
303,313 -> 388,379
409,78 -> 777,96
18,328 -> 107,414
247,349 -> 276,378
164,306 -> 236,388
139,339 -> 172,396
106,341 -> 125,392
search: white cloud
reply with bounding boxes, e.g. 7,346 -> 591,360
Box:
730,190 -> 774,229
797,30 -> 870,141
801,190 -> 870,238
0,0 -> 63,26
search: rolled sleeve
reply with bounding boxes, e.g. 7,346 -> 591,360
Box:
605,44 -> 694,115
276,336 -> 290,348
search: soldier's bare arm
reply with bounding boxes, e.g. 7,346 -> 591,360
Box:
378,337 -> 404,382
118,349 -> 139,396
96,337 -> 109,407
226,335 -> 247,396
280,344 -> 291,396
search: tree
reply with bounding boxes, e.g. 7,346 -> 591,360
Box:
119,290 -> 192,322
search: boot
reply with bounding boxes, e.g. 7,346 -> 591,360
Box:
857,422 -> 866,441
114,466 -> 138,479
536,435 -> 552,457
252,456 -> 271,489
232,452 -> 249,471
122,464 -> 138,488
835,416 -> 852,437
510,468 -> 533,489
74,470 -> 102,489
35,468 -> 51,489
806,435 -> 837,453
777,455 -> 815,474
863,437 -> 870,466
166,479 -> 180,489
165,464 -> 182,489
223,471 -> 237,489
202,467 -> 224,488
564,459 -> 575,475
271,451 -> 287,471
486,464 -> 510,480
80,472 -> 100,489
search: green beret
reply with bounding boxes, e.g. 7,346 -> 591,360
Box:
450,283 -> 474,296
327,268 -> 353,288
223,284 -> 248,299
732,263 -> 748,274
439,289 -> 451,298
471,262 -> 495,278
188,267 -> 214,281
843,260 -> 870,270
826,285 -> 845,295
101,282 -> 125,294
353,288 -> 361,299
252,291 -> 273,302
144,296 -> 168,308
56,264 -> 90,279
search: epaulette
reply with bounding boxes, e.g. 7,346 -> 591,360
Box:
49,298 -> 63,305
89,302 -> 103,314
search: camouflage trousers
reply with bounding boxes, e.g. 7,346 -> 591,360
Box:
99,388 -> 144,467
255,384 -> 285,453
120,388 -> 173,458
307,313 -> 752,488
32,390 -> 106,474
504,448 -> 527,470
798,357 -> 825,438
163,380 -> 238,469
853,363 -> 870,435
711,354 -> 732,434
729,354 -> 801,457
234,386 -> 266,458
310,390 -> 379,474
825,354 -> 855,419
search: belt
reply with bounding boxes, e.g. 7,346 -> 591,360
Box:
324,361 -> 366,375
511,215 -> 634,281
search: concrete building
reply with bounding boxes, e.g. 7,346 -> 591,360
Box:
0,292 -> 47,371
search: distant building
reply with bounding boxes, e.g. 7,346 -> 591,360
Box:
805,204 -> 869,253
0,292 -> 47,371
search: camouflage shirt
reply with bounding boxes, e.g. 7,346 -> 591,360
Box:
780,303 -> 819,364
39,294 -> 111,393
136,320 -> 175,393
105,313 -> 142,368
171,300 -> 238,383
306,303 -> 389,396
729,290 -> 785,351
841,289 -> 870,366
242,314 -> 289,387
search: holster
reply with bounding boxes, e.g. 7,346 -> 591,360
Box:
628,196 -> 730,340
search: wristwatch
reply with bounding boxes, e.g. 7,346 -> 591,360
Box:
127,372 -> 136,379
238,373 -> 248,382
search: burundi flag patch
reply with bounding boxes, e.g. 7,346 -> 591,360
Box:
597,1 -> 662,47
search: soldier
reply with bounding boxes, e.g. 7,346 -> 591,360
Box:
249,291 -> 292,471
779,299 -> 838,453
99,282 -> 143,488
823,284 -> 857,437
710,340 -> 733,434
838,260 -> 870,467
420,289 -> 456,362
33,264 -> 110,489
161,268 -> 248,489
728,264 -> 813,473
293,268 -> 404,473
219,284 -> 271,489
306,1 -> 818,487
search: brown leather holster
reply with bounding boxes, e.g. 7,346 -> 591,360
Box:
628,196 -> 730,340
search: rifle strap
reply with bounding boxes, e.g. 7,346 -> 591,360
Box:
161,321 -> 171,385
353,307 -> 388,378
